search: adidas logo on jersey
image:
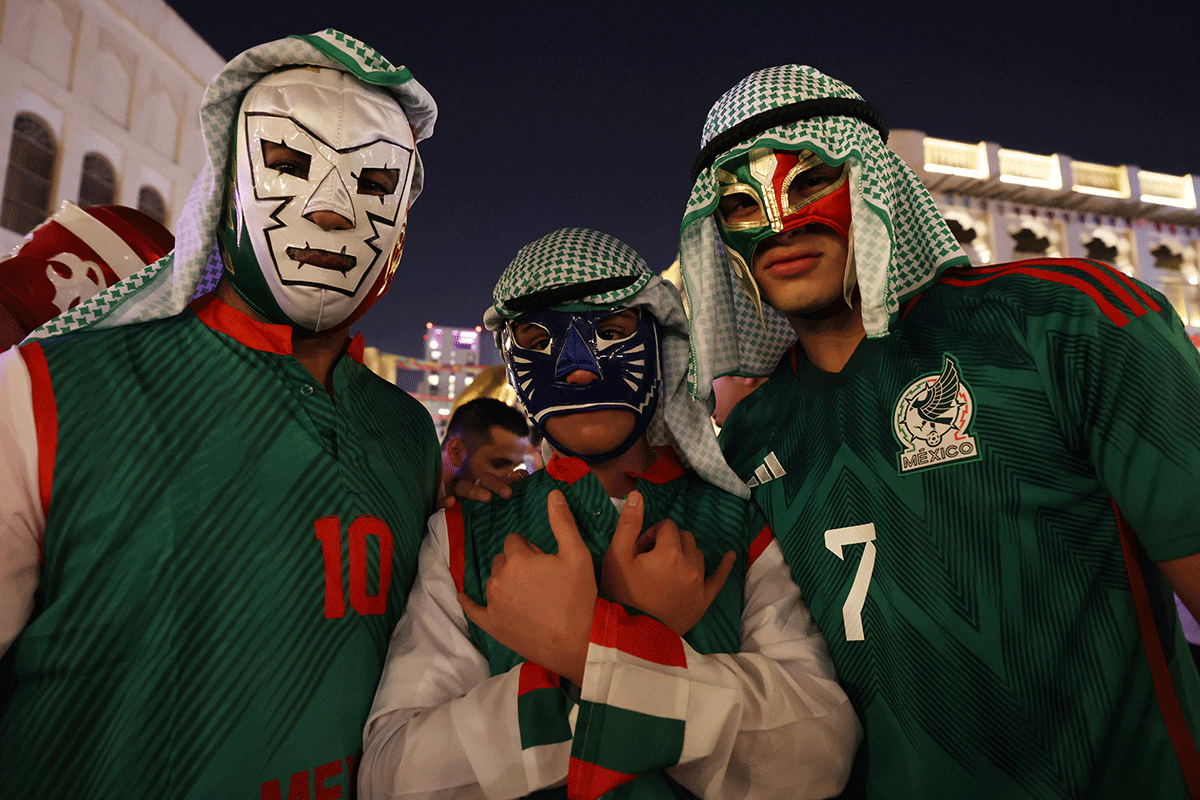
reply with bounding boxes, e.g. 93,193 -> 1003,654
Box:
747,451 -> 787,487
893,355 -> 981,473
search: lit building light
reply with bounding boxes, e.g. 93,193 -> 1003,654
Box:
998,148 -> 1062,190
923,137 -> 988,179
1139,170 -> 1197,209
1071,161 -> 1131,199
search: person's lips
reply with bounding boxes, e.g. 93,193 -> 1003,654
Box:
759,248 -> 822,277
287,246 -> 356,274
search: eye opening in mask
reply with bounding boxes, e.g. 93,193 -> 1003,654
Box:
356,167 -> 399,196
261,139 -> 311,180
511,320 -> 551,353
782,162 -> 847,214
595,308 -> 639,349
717,183 -> 765,228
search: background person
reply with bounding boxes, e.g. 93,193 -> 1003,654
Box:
440,396 -> 530,503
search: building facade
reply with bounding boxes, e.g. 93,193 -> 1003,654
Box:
889,130 -> 1200,342
0,0 -> 222,249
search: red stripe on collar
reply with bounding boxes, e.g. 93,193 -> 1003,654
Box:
546,446 -> 685,485
189,293 -> 368,363
630,446 -> 685,484
190,293 -> 293,355
546,453 -> 593,484
347,334 -> 366,364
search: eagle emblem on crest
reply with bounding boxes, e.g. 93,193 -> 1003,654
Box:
893,355 -> 981,473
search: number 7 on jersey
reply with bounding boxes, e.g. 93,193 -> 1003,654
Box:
824,523 -> 877,641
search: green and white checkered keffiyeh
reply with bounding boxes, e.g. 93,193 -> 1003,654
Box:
29,29 -> 436,339
485,227 -> 748,499
679,64 -> 967,403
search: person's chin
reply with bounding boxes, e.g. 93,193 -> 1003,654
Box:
545,410 -> 636,455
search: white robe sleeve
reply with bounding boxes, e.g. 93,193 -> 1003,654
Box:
0,345 -> 44,658
359,510 -> 574,800
573,533 -> 861,800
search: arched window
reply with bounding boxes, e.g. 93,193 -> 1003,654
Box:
78,152 -> 116,208
137,185 -> 167,226
1,113 -> 57,234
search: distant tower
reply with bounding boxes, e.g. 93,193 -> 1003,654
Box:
420,323 -> 483,437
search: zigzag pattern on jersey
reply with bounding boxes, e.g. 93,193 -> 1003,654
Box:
0,312 -> 439,797
928,258 -> 1161,328
717,288 -> 1199,798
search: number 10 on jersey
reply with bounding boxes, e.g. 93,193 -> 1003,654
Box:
314,515 -> 395,618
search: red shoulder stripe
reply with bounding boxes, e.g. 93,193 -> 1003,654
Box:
444,504 -> 466,594
975,258 -> 1158,316
18,342 -> 55,526
942,261 -> 1150,327
1106,264 -> 1162,312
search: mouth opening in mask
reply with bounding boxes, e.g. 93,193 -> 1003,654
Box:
285,245 -> 357,275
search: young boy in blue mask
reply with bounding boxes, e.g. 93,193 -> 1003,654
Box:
361,227 -> 860,800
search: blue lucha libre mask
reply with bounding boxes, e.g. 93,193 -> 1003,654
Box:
501,305 -> 660,463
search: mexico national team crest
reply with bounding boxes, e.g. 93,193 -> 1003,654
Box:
893,355 -> 981,473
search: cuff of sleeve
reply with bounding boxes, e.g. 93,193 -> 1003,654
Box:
568,599 -> 689,800
516,661 -> 575,792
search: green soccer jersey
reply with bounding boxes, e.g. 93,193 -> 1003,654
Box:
720,258 -> 1200,799
0,294 -> 439,798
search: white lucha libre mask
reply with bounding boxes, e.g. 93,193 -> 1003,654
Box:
223,67 -> 416,331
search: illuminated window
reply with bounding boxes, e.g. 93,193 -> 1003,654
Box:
78,152 -> 117,208
1,113 -> 57,234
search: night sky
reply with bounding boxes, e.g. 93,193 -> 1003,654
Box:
165,0 -> 1199,362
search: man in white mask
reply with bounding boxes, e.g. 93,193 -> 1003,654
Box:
0,30 -> 440,798
220,66 -> 416,335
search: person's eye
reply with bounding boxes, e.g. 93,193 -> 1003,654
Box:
513,323 -> 551,352
719,192 -> 763,223
357,168 -> 399,196
788,166 -> 842,201
261,141 -> 311,179
596,310 -> 638,343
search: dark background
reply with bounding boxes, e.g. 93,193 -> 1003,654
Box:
167,0 -> 1199,362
